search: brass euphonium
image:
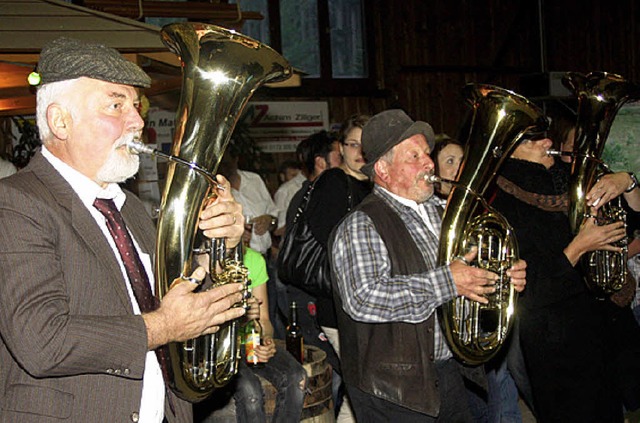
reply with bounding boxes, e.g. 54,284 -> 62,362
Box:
561,71 -> 638,294
436,84 -> 547,365
129,22 -> 291,402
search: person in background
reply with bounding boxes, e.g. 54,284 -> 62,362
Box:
548,104 -> 640,415
279,129 -> 344,399
0,37 -> 246,423
430,134 -> 463,200
278,159 -> 302,184
195,245 -> 307,423
330,109 -> 527,422
218,149 -> 279,259
273,159 -> 306,239
301,114 -> 371,423
0,156 -> 17,179
491,128 -> 635,422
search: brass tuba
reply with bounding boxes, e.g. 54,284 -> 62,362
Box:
562,72 -> 637,294
130,22 -> 291,402
435,84 -> 547,365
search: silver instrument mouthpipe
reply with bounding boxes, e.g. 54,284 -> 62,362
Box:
546,149 -> 563,157
126,139 -> 225,191
425,174 -> 456,185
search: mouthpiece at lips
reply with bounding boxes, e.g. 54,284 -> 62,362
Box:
425,174 -> 441,184
126,139 -> 153,155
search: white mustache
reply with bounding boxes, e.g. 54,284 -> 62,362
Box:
116,133 -> 141,150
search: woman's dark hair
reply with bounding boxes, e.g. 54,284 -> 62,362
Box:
546,102 -> 577,151
338,114 -> 370,143
430,135 -> 463,177
295,130 -> 337,176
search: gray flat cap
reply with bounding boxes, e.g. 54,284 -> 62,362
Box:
37,37 -> 151,88
360,109 -> 435,177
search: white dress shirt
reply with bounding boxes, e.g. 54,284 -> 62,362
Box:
42,146 -> 165,423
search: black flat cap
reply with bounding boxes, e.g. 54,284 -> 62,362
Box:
360,109 -> 435,177
37,37 -> 151,88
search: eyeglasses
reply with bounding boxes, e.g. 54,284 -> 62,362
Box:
343,141 -> 362,149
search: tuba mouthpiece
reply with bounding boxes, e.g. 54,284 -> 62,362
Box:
546,149 -> 561,157
126,138 -> 154,155
425,174 -> 441,184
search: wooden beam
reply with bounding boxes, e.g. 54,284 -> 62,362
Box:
0,96 -> 36,117
81,1 -> 263,21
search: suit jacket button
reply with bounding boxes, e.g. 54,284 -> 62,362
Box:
106,368 -> 114,374
124,368 -> 131,376
130,411 -> 140,422
114,369 -> 122,375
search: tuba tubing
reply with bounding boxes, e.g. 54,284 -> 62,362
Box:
437,84 -> 548,365
151,22 -> 291,402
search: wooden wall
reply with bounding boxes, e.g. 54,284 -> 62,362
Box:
322,0 -> 640,138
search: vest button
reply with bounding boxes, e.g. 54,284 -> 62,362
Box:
130,411 -> 140,422
429,354 -> 435,361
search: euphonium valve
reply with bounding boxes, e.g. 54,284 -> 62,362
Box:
146,22 -> 291,402
437,84 -> 547,365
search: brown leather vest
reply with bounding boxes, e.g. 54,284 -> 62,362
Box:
331,194 -> 440,416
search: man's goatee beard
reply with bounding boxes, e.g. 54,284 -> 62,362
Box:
96,138 -> 141,184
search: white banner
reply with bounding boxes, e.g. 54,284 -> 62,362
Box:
242,101 -> 330,153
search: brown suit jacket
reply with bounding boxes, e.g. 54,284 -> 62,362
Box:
0,152 -> 192,422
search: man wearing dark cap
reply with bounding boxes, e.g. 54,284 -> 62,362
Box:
329,109 -> 527,422
0,37 -> 247,422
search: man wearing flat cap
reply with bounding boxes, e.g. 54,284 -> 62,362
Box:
0,37 -> 247,422
329,109 -> 527,422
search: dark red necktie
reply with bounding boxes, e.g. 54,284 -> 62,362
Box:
93,198 -> 157,311
93,198 -> 175,413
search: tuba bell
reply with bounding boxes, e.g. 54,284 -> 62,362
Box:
131,22 -> 291,402
562,72 -> 638,294
436,84 -> 548,365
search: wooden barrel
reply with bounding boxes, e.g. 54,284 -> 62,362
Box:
262,341 -> 334,422
197,341 -> 334,423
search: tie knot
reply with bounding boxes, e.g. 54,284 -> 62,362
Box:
93,198 -> 118,217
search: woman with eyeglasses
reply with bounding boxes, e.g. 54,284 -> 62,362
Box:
299,114 -> 372,423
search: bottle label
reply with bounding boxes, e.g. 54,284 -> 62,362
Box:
245,332 -> 260,365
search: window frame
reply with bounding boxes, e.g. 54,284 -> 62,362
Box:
263,0 -> 378,97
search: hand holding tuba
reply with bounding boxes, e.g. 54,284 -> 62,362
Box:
436,84 -> 547,365
562,71 -> 639,294
133,22 -> 291,402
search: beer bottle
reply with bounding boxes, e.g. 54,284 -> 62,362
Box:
244,318 -> 263,368
286,301 -> 304,363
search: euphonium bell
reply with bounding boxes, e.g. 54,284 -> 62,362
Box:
563,71 -> 638,294
141,22 -> 291,402
437,84 -> 548,365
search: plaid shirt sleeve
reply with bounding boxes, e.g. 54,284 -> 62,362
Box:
330,193 -> 457,324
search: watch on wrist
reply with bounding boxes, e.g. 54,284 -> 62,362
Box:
626,172 -> 638,193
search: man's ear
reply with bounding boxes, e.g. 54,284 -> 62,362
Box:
47,104 -> 71,140
374,160 -> 388,183
314,155 -> 327,173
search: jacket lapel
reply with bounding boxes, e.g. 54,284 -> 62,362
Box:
29,153 -> 136,312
